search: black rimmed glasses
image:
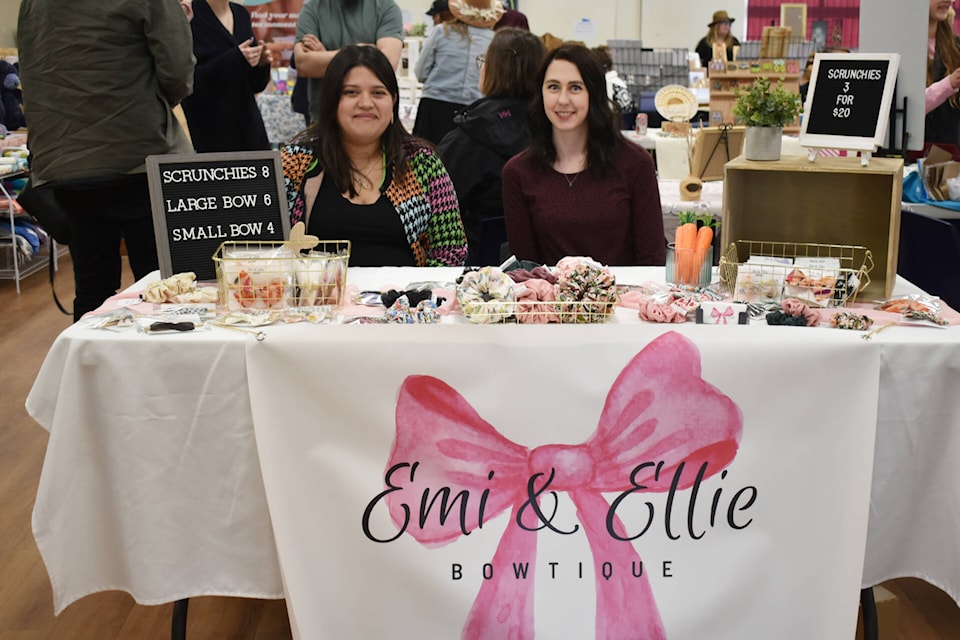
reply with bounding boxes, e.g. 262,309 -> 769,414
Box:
475,54 -> 486,69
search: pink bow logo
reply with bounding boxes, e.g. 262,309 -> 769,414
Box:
711,306 -> 735,324
384,332 -> 742,639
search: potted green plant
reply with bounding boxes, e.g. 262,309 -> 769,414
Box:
732,76 -> 802,161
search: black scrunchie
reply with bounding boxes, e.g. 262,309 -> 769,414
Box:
765,310 -> 809,326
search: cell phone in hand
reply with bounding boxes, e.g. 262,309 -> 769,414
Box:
249,36 -> 258,46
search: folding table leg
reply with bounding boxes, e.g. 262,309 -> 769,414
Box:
860,587 -> 878,640
171,598 -> 189,640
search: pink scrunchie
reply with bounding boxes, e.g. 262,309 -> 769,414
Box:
515,278 -> 560,324
638,299 -> 687,323
781,298 -> 821,327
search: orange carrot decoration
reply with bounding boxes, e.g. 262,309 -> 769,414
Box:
692,225 -> 714,283
674,221 -> 698,284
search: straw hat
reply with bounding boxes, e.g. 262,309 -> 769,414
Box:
708,11 -> 735,27
654,85 -> 699,123
449,0 -> 504,29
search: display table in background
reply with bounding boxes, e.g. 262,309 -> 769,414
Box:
256,93 -> 304,148
24,268 -> 960,634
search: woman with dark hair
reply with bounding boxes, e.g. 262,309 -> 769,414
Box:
181,0 -> 272,152
926,0 -> 960,150
280,45 -> 467,267
438,27 -> 545,265
502,44 -> 664,267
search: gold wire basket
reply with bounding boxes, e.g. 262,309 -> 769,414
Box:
718,240 -> 873,307
213,240 -> 351,311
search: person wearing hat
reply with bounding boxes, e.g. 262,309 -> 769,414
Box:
695,10 -> 740,68
426,0 -> 453,25
413,0 -> 503,144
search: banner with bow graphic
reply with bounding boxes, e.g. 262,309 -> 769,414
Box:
246,326 -> 879,639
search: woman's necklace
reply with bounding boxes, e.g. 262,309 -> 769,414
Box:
351,152 -> 385,191
557,154 -> 587,188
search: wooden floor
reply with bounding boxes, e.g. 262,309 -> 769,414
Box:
1,256 -> 959,639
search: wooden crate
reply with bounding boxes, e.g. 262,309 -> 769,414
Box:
722,155 -> 904,300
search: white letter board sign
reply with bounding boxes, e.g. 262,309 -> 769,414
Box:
147,151 -> 290,281
800,53 -> 900,152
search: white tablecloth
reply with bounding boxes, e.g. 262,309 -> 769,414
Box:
25,267 -> 960,614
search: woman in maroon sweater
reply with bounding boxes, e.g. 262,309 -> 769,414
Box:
502,44 -> 665,266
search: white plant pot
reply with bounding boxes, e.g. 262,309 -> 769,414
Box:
744,126 -> 783,161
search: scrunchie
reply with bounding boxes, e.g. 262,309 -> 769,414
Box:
554,257 -> 618,323
637,299 -> 687,323
515,279 -> 560,324
456,267 -> 517,323
780,298 -> 821,327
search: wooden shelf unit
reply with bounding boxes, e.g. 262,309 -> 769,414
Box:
721,155 -> 904,300
708,62 -> 801,133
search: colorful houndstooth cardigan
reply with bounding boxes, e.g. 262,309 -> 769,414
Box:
279,139 -> 467,267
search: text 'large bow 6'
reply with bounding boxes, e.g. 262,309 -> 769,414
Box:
385,331 -> 743,639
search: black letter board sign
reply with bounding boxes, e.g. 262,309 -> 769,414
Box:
147,151 -> 290,281
800,53 -> 900,152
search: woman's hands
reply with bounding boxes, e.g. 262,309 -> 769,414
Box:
949,67 -> 960,90
239,38 -> 272,67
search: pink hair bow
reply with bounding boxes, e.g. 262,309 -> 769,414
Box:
711,306 -> 735,324
386,331 -> 743,639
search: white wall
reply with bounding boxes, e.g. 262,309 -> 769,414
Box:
401,0 -> 642,46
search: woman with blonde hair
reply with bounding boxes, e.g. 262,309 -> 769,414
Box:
695,10 -> 739,68
926,0 -> 960,149
413,0 -> 503,144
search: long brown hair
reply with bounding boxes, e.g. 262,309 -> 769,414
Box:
527,44 -> 623,177
480,27 -> 545,99
310,46 -> 410,198
930,17 -> 960,108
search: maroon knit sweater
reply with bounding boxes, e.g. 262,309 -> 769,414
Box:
502,142 -> 666,266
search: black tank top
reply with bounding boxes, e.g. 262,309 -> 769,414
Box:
307,169 -> 415,267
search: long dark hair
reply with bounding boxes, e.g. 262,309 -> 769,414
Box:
310,45 -> 410,197
481,28 -> 545,99
527,44 -> 622,176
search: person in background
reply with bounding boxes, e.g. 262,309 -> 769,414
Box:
182,0 -> 272,152
926,0 -> 960,150
494,7 -> 528,31
413,0 -> 503,145
695,10 -> 739,69
439,27 -> 545,265
426,0 -> 453,26
502,44 -> 664,267
592,45 -> 635,120
17,0 -> 194,322
279,46 -> 467,267
294,0 -> 404,124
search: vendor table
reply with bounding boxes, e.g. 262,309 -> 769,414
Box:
25,268 -> 960,636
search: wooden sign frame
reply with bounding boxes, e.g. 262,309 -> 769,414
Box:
692,125 -> 745,181
147,151 -> 290,281
799,52 -> 900,153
